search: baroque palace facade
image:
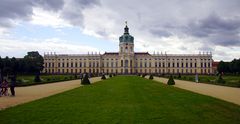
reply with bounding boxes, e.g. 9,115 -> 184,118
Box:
43,24 -> 213,75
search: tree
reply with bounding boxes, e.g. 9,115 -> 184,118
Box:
217,59 -> 240,74
24,51 -> 44,82
10,57 -> 19,76
167,75 -> 175,85
2,56 -> 11,77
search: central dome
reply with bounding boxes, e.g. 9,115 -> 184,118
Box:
119,25 -> 134,43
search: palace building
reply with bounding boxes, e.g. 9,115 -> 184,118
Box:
43,24 -> 213,75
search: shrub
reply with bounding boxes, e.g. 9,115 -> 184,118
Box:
34,74 -> 41,82
64,77 -> 68,80
101,74 -> 106,80
149,75 -> 154,80
183,76 -> 186,80
216,74 -> 225,84
46,78 -> 51,81
142,74 -> 146,78
178,73 -> 181,78
238,80 -> 240,87
206,79 -> 210,82
161,73 -> 165,77
52,78 -> 56,81
74,74 -> 78,79
16,79 -> 22,83
81,73 -> 90,85
109,74 -> 112,78
16,79 -> 23,86
167,75 -> 175,85
188,77 -> 194,81
89,73 -> 94,77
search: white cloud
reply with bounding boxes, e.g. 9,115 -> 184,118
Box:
82,6 -> 120,41
31,7 -> 71,28
1,0 -> 240,61
0,37 -> 101,58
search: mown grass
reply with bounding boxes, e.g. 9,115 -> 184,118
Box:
0,76 -> 240,124
172,75 -> 240,87
16,74 -> 78,86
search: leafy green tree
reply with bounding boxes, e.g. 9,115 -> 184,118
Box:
24,51 -> 44,82
2,56 -> 11,77
217,59 -> 240,74
10,57 -> 19,76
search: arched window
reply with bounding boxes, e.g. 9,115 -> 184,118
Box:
125,60 -> 128,67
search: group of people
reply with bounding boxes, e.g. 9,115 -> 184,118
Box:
0,77 -> 16,97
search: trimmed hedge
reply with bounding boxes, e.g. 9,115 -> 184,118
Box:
149,75 -> 154,80
101,75 -> 106,80
81,73 -> 90,85
167,75 -> 175,85
34,74 -> 41,82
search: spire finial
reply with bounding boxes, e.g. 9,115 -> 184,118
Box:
124,21 -> 129,34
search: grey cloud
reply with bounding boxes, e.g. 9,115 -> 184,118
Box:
197,44 -> 214,51
186,14 -> 240,46
74,0 -> 99,7
0,0 -> 33,28
60,0 -> 100,26
34,0 -> 64,12
0,0 -> 99,28
149,28 -> 172,37
0,0 -> 64,28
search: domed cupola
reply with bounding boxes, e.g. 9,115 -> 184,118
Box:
119,22 -> 134,43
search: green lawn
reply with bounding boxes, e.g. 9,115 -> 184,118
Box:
16,74 -> 78,86
1,76 -> 240,123
172,75 -> 240,87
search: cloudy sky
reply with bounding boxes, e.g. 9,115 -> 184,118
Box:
0,0 -> 240,61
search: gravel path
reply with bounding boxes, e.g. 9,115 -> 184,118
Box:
0,77 -> 102,110
147,76 -> 240,105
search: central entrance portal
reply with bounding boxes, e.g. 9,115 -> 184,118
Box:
125,69 -> 128,74
125,60 -> 129,74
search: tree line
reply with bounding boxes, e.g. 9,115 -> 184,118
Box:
0,51 -> 44,81
217,58 -> 240,74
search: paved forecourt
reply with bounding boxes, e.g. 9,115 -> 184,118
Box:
0,77 -> 102,110
148,76 -> 240,105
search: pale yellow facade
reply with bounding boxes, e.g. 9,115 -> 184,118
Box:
43,25 -> 213,75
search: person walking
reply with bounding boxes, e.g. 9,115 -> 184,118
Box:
79,73 -> 83,81
0,80 -> 2,97
10,76 -> 16,96
2,79 -> 9,96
